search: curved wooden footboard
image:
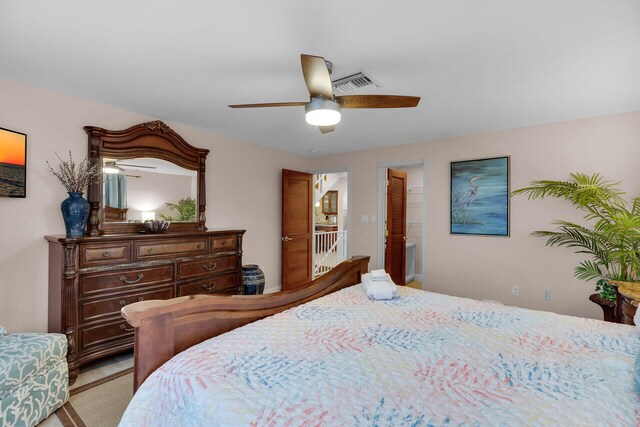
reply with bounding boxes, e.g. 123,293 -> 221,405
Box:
122,255 -> 369,391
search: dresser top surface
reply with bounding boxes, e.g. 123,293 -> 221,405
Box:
45,229 -> 246,244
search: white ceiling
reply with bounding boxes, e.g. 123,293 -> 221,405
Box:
1,1 -> 639,156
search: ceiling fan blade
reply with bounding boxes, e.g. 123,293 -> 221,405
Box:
336,95 -> 421,109
301,54 -> 334,99
228,102 -> 307,108
318,125 -> 335,134
116,163 -> 157,169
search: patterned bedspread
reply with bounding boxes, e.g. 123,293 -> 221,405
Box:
119,286 -> 640,426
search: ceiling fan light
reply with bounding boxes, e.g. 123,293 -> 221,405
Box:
103,166 -> 119,174
305,98 -> 341,126
103,162 -> 120,174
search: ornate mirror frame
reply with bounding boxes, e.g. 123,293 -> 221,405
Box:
84,120 -> 209,236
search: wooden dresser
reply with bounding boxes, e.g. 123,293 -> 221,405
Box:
46,229 -> 245,383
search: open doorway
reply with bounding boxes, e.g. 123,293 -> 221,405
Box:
311,170 -> 350,278
377,160 -> 427,288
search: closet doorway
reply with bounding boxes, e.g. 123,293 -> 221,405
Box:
377,160 -> 427,288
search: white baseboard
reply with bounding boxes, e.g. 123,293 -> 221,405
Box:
263,286 -> 280,294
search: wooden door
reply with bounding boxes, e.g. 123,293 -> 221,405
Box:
385,168 -> 407,285
282,169 -> 313,290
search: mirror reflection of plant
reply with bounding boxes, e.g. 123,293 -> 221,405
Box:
512,173 -> 640,301
160,197 -> 197,222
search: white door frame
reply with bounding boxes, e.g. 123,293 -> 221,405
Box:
307,166 -> 352,264
377,159 -> 428,288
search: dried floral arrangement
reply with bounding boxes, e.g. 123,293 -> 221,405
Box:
46,151 -> 99,193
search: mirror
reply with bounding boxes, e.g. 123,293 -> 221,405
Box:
102,157 -> 198,223
85,120 -> 209,235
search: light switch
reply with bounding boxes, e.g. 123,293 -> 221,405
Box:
360,214 -> 369,223
371,215 -> 376,223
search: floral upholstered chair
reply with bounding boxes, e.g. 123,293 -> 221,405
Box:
0,326 -> 69,426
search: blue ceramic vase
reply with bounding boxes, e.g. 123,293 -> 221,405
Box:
242,264 -> 265,295
61,192 -> 90,238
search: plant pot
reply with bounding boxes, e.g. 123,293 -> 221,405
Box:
61,192 -> 90,238
589,293 -> 617,322
242,264 -> 265,295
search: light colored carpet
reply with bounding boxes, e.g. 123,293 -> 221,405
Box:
39,352 -> 134,427
54,369 -> 133,427
406,280 -> 422,289
72,372 -> 133,426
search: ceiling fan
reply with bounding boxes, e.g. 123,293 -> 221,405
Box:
229,54 -> 421,134
102,160 -> 155,177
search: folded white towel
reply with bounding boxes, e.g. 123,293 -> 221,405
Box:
364,273 -> 391,285
370,273 -> 392,282
361,273 -> 399,300
370,269 -> 387,279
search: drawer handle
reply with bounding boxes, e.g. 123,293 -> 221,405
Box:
120,274 -> 143,284
102,251 -> 111,257
147,248 -> 154,254
197,244 -> 203,250
201,282 -> 217,291
202,263 -> 217,271
120,324 -> 134,333
119,297 -> 144,307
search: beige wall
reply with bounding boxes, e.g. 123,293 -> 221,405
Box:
0,77 -> 309,332
1,75 -> 638,332
311,112 -> 640,319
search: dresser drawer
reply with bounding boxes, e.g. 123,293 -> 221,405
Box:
177,274 -> 239,296
211,236 -> 237,252
78,318 -> 135,351
80,243 -> 131,267
177,256 -> 237,280
135,238 -> 208,260
79,265 -> 174,297
79,286 -> 174,324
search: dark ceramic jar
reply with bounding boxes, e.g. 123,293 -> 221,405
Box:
242,264 -> 265,295
61,192 -> 90,238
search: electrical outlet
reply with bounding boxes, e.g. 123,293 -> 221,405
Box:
511,285 -> 520,297
543,290 -> 551,301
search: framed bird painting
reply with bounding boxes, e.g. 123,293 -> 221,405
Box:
450,156 -> 509,236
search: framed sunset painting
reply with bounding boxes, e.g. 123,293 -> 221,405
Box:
450,156 -> 509,236
0,127 -> 27,198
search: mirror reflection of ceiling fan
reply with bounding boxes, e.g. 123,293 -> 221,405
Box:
102,160 -> 156,178
229,54 -> 421,134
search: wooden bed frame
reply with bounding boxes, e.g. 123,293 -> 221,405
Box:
121,256 -> 370,391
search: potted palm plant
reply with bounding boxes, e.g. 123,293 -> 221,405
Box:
512,173 -> 640,320
160,197 -> 197,222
